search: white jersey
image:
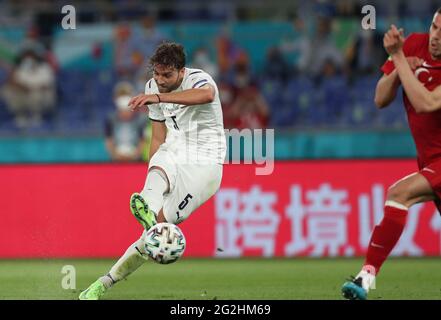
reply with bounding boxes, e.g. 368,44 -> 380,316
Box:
145,67 -> 226,164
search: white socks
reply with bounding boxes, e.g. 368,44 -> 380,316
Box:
99,274 -> 115,289
384,200 -> 408,210
101,232 -> 149,288
356,270 -> 376,292
140,169 -> 169,215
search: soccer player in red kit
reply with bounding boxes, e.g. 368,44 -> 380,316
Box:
342,8 -> 441,300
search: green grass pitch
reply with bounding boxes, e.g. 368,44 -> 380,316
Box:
1,258 -> 441,300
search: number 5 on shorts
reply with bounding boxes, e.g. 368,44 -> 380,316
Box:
179,194 -> 193,210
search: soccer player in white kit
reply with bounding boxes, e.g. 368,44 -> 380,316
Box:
79,42 -> 226,300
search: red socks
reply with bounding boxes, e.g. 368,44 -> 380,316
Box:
363,204 -> 408,275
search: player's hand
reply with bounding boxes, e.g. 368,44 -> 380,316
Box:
128,94 -> 145,111
406,56 -> 424,70
129,94 -> 160,111
384,24 -> 405,55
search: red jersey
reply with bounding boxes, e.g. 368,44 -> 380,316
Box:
381,33 -> 441,168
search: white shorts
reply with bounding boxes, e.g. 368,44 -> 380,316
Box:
148,147 -> 223,224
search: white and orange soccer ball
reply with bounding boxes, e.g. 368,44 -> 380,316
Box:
143,223 -> 186,264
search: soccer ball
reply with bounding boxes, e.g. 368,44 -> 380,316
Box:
143,223 -> 186,264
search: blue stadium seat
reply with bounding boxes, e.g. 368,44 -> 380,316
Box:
260,78 -> 285,126
317,76 -> 351,125
336,76 -> 379,128
281,76 -> 315,126
374,97 -> 408,129
51,69 -> 118,134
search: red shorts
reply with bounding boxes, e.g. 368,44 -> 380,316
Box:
419,159 -> 441,213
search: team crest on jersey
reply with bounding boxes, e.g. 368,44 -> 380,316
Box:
415,63 -> 433,84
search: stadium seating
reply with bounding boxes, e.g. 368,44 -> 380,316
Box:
0,16 -> 427,135
0,69 -> 412,134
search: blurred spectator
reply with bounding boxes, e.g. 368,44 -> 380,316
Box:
18,26 -> 46,60
227,51 -> 254,89
335,0 -> 357,17
131,16 -> 167,71
306,16 -> 344,78
18,26 -> 58,71
282,15 -> 344,79
320,58 -> 341,79
317,58 -> 350,120
345,29 -> 387,78
280,16 -> 311,74
216,29 -> 243,79
230,86 -> 270,129
114,23 -> 137,77
105,82 -> 147,162
218,80 -> 236,129
221,50 -> 271,128
1,49 -> 56,128
263,46 -> 291,82
190,47 -> 219,80
114,16 -> 167,80
216,33 -> 232,77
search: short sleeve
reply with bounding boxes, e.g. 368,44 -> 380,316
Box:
148,105 -> 165,122
380,33 -> 419,75
144,79 -> 165,122
184,70 -> 213,90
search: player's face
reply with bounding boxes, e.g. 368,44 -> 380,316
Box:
153,64 -> 185,93
429,13 -> 441,59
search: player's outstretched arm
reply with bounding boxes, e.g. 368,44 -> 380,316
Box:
130,84 -> 215,110
158,84 -> 215,107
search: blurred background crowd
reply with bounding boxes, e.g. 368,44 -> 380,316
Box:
0,0 -> 437,161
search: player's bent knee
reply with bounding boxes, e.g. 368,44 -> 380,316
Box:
150,166 -> 168,179
149,166 -> 171,192
386,184 -> 411,204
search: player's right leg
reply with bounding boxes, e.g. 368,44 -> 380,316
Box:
79,232 -> 149,300
130,193 -> 157,230
342,172 -> 435,300
130,166 -> 170,230
161,163 -> 223,224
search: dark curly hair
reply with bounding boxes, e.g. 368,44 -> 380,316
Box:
149,42 -> 186,70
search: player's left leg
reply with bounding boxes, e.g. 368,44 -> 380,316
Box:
342,172 -> 436,300
79,232 -> 149,300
